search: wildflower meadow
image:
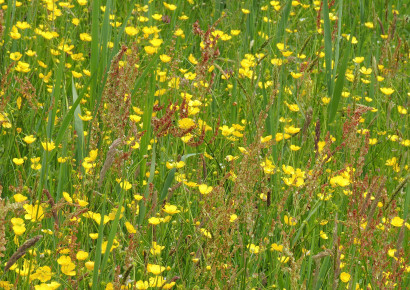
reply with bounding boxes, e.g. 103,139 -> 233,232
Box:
0,0 -> 409,289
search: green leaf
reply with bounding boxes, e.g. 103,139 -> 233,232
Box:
160,153 -> 197,201
291,201 -> 321,247
72,78 -> 84,166
138,142 -> 157,224
322,0 -> 333,97
328,39 -> 351,124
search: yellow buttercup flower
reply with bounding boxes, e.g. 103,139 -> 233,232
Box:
125,222 -> 137,234
340,272 -> 351,283
147,263 -> 165,275
11,218 -> 26,236
230,214 -> 238,222
76,251 -> 89,260
41,141 -> 56,151
284,215 -> 297,226
163,2 -> 177,11
198,184 -> 213,195
391,216 -> 404,227
13,158 -> 24,165
380,87 -> 395,95
148,217 -> 161,225
163,204 -> 181,214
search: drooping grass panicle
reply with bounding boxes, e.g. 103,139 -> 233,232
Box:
4,235 -> 42,272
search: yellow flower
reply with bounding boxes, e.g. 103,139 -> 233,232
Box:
340,272 -> 351,283
101,239 -> 119,254
150,242 -> 165,255
260,135 -> 272,143
71,71 -> 82,78
330,175 -> 350,187
77,198 -> 88,207
188,54 -> 198,65
291,72 -> 303,79
147,263 -> 165,275
76,251 -> 89,260
347,35 -> 358,44
23,204 -> 45,222
119,180 -> 132,190
166,161 -> 185,169
321,97 -> 331,105
13,158 -> 24,165
271,58 -> 283,66
63,192 -> 73,203
11,218 -> 26,236
380,87 -> 394,95
148,217 -> 161,225
149,276 -> 165,288
352,56 -> 365,64
31,266 -> 52,283
162,282 -> 176,289
15,61 -> 31,73
270,243 -> 283,252
14,193 -> 27,202
178,118 -> 196,130
163,2 -> 177,10
57,255 -> 72,265
320,230 -> 328,239
34,282 -> 61,289
278,256 -> 290,263
284,215 -> 297,226
290,145 -> 301,151
160,54 -> 171,63
125,221 -> 137,234
135,280 -> 149,289
284,126 -> 301,134
387,249 -> 397,258
82,261 -> 93,271
125,26 -> 139,36
230,214 -> 238,222
163,204 -> 181,214
242,8 -> 250,14
61,263 -> 76,276
284,101 -> 299,112
89,233 -> 98,239
397,106 -> 407,115
200,228 -> 212,239
41,141 -> 56,151
369,138 -> 377,145
80,33 -> 92,41
247,244 -> 260,254
198,184 -> 213,195
359,67 -> 372,75
391,216 -> 404,227
282,50 -> 293,57
10,52 -> 22,61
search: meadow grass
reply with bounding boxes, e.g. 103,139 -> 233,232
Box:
0,0 -> 409,289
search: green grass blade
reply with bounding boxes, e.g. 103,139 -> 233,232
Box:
160,153 -> 197,201
138,141 -> 157,225
314,256 -> 330,290
72,78 -> 84,167
92,193 -> 108,289
99,186 -> 127,283
291,201 -> 321,247
322,0 -> 333,98
274,0 -> 292,46
331,0 -> 343,82
46,87 -> 85,162
90,0 -> 101,108
328,39 -> 351,124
